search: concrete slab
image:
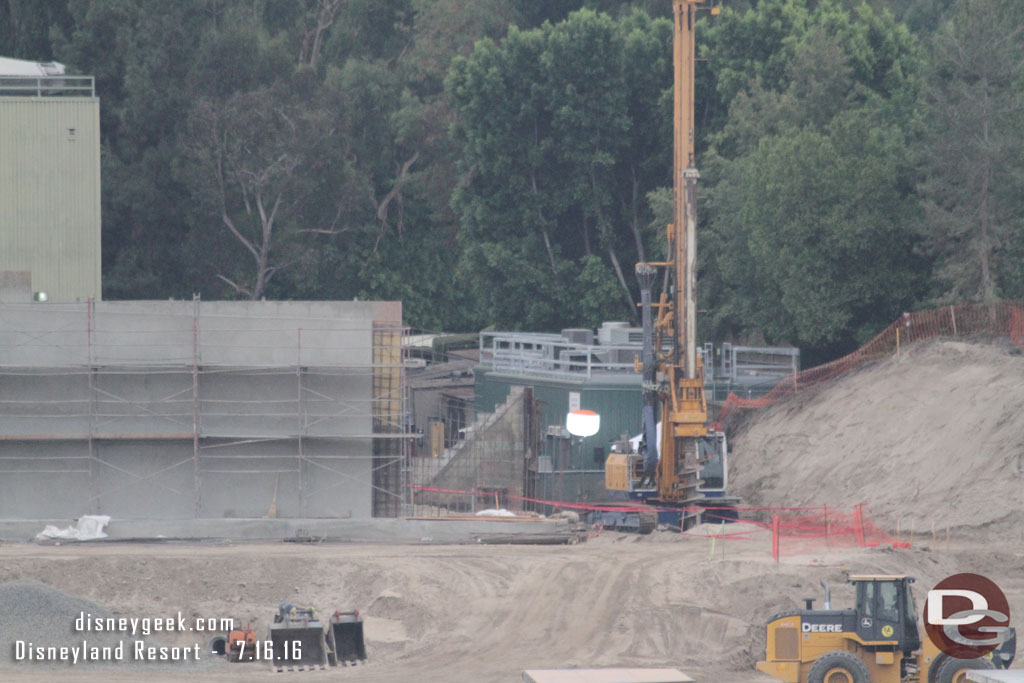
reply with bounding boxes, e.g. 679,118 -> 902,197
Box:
0,517 -> 576,544
522,669 -> 695,683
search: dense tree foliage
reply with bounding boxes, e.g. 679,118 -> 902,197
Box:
1,0 -> 1021,360
447,9 -> 671,329
698,0 -> 929,357
918,0 -> 1024,303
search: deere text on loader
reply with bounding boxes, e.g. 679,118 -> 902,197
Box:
757,575 -> 1015,683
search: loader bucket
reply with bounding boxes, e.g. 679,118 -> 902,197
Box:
268,620 -> 329,670
327,611 -> 366,664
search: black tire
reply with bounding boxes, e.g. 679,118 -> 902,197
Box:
994,628 -> 1016,669
928,652 -> 949,683
807,650 -> 872,683
934,654 -> 994,683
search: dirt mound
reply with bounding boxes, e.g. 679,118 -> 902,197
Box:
730,340 -> 1024,531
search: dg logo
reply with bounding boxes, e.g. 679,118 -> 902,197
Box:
881,625 -> 894,638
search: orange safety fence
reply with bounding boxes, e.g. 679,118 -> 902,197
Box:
713,300 -> 1024,426
408,485 -> 907,559
701,504 -> 904,560
766,504 -> 907,561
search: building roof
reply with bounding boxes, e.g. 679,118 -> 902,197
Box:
848,574 -> 910,582
0,57 -> 64,77
407,357 -> 477,390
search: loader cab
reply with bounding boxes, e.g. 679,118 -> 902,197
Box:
849,575 -> 921,655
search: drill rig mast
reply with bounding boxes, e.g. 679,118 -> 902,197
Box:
657,0 -> 706,507
604,1 -> 729,531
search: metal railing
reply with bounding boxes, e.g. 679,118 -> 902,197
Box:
479,331 -> 799,397
0,76 -> 95,98
724,345 -> 800,381
480,332 -> 641,379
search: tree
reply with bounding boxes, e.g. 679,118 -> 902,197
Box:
708,109 -> 926,354
703,0 -> 920,157
694,1 -> 927,358
447,9 -> 672,330
0,0 -> 73,60
184,84 -> 333,300
918,0 -> 1024,303
49,1 -> 203,298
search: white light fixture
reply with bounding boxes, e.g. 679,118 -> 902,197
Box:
33,291 -> 48,302
566,409 -> 600,438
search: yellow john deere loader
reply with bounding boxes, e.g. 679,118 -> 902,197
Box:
757,575 -> 1015,683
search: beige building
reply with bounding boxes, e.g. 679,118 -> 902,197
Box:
0,58 -> 101,302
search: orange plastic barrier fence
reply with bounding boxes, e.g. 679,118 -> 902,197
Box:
409,485 -> 906,558
714,300 -> 1024,426
767,503 -> 907,561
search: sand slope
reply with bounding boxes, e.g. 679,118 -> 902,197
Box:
730,340 -> 1024,531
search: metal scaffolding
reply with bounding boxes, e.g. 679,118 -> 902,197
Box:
0,298 -> 408,519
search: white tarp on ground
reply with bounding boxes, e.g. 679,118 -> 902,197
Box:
36,515 -> 111,541
475,509 -> 516,517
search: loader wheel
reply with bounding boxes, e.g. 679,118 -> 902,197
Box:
933,655 -> 994,683
807,651 -> 871,683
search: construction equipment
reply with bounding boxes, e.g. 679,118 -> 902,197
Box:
265,603 -> 367,671
757,574 -> 1016,683
226,624 -> 257,662
208,623 -> 256,662
604,0 -> 737,531
327,610 -> 367,666
269,602 -> 330,671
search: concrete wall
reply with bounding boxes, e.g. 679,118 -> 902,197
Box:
0,300 -> 401,366
419,386 -> 531,511
0,300 -> 402,520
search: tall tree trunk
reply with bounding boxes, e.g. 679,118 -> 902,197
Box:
629,166 -> 646,262
608,247 -> 639,325
590,168 -> 637,324
541,229 -> 557,273
980,118 -> 994,304
530,170 -> 557,273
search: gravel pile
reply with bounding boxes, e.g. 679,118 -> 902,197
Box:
0,580 -> 119,668
0,580 -> 221,671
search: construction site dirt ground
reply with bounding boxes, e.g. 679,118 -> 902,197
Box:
0,534 -> 1022,683
4,340 -> 1023,682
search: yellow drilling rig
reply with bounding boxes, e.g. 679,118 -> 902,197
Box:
603,0 -> 734,532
